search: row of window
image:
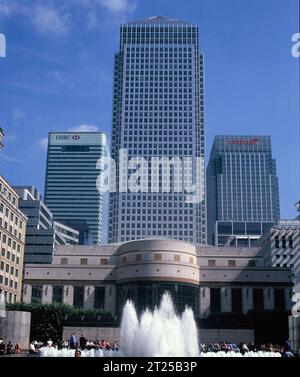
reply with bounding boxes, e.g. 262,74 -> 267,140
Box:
1,248 -> 20,264
0,274 -> 18,290
274,236 -> 294,249
209,287 -> 286,313
31,286 -> 106,309
0,182 -> 17,206
0,228 -> 23,245
60,258 -> 108,265
0,289 -> 18,304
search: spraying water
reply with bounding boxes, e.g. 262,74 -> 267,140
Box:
119,292 -> 199,357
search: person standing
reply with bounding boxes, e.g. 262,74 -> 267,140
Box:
6,341 -> 13,355
79,334 -> 86,350
69,333 -> 77,349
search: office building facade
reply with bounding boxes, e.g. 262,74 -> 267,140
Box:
207,136 -> 280,245
23,238 -> 293,317
44,132 -> 109,245
14,186 -> 79,264
261,218 -> 300,293
0,176 -> 27,303
109,16 -> 206,244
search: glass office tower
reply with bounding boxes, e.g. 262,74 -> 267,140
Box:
109,16 -> 206,244
44,132 -> 109,245
207,135 -> 280,245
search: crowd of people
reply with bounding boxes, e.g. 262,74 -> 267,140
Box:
199,338 -> 297,357
0,339 -> 21,355
28,333 -> 119,356
1,335 -> 298,357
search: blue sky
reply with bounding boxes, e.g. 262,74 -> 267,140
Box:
0,0 -> 299,218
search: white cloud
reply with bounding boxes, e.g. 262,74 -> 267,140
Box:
32,6 -> 71,37
12,109 -> 24,121
0,1 -> 71,38
37,137 -> 48,150
68,124 -> 99,132
99,0 -> 136,14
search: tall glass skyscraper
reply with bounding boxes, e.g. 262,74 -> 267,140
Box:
109,16 -> 206,244
44,132 -> 109,245
207,135 -> 280,245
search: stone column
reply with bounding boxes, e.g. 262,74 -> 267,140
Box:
264,287 -> 274,310
199,287 -> 210,318
242,287 -> 252,313
285,288 -> 292,311
22,284 -> 32,304
42,285 -> 53,304
84,285 -> 95,309
221,287 -> 231,313
63,285 -> 74,306
289,316 -> 300,354
105,285 -> 116,316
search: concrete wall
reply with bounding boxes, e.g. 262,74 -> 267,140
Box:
289,316 -> 300,355
63,326 -> 120,344
63,326 -> 254,346
199,329 -> 254,344
0,310 -> 31,349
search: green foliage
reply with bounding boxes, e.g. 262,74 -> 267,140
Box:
6,302 -> 113,343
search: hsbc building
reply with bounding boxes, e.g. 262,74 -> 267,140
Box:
44,132 -> 109,245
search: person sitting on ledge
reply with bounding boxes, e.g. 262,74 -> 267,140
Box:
0,339 -> 5,355
29,341 -> 38,354
14,343 -> 20,354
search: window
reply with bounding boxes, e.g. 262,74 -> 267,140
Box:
100,258 -> 108,265
189,257 -> 194,264
53,286 -> 63,304
174,255 -> 180,262
288,236 -> 293,249
275,236 -> 279,248
282,236 -> 286,249
122,256 -> 127,263
73,286 -> 84,308
248,260 -> 256,267
208,260 -> 216,267
80,258 -> 88,265
228,260 -> 236,267
135,255 -> 142,262
61,258 -> 68,265
154,254 -> 162,261
232,288 -> 243,313
274,289 -> 285,311
253,289 -> 264,310
31,286 -> 42,304
210,288 -> 221,313
94,287 -> 105,309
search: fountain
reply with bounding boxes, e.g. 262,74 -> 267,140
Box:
120,292 -> 199,357
39,292 -> 281,357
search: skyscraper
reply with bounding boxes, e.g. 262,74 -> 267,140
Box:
109,16 -> 206,244
207,135 -> 280,245
14,186 -> 79,264
44,132 -> 109,245
0,176 -> 27,303
0,128 -> 4,150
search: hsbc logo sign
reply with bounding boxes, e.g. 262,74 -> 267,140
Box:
228,138 -> 259,145
55,135 -> 81,141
